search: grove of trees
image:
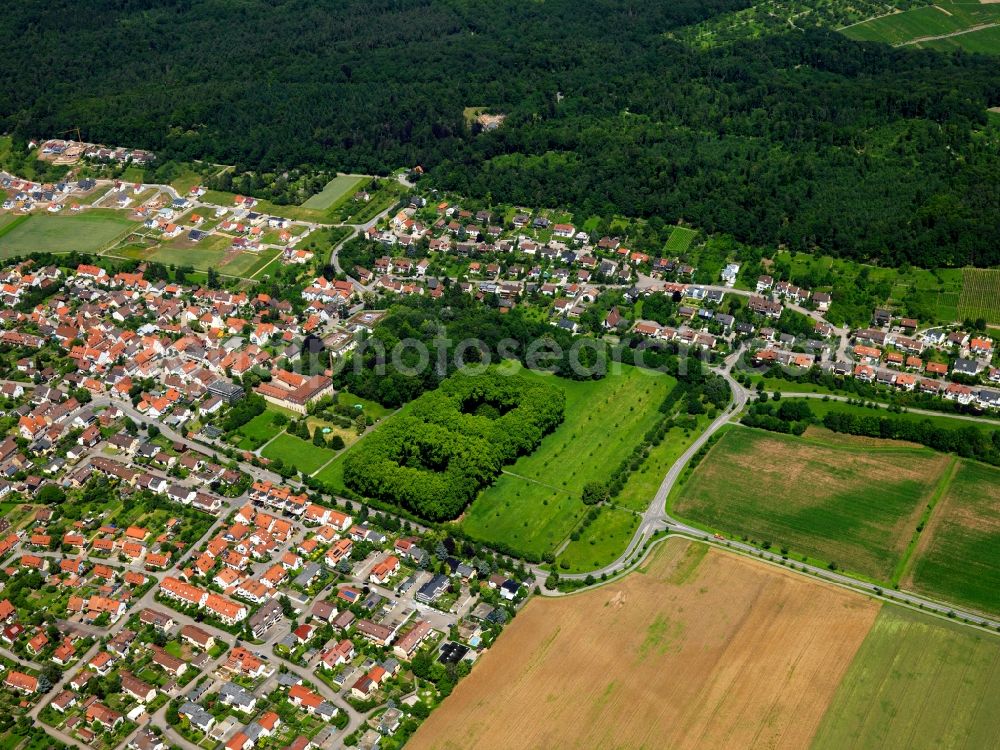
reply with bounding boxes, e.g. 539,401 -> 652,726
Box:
342,371 -> 565,519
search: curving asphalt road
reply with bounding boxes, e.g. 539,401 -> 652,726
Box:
538,350 -> 749,583
330,171 -> 416,291
534,349 -> 1000,635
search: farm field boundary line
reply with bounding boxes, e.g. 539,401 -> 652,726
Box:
837,8 -> 903,30
546,530 -> 1000,639
412,537 -> 878,750
0,214 -> 29,239
248,251 -> 281,280
793,430 -> 937,456
892,456 -> 959,587
899,20 -> 999,43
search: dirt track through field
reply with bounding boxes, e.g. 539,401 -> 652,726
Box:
900,21 -> 999,45
409,539 -> 879,750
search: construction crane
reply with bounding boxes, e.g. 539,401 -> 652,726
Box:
61,127 -> 82,142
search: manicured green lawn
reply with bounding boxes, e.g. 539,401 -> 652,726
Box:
672,426 -> 952,581
314,452 -> 348,492
300,174 -> 367,209
261,432 -> 336,475
0,210 -> 137,258
460,365 -> 675,558
337,390 -> 393,421
556,506 -> 639,573
907,461 -> 1000,616
813,606 -> 1000,749
233,409 -> 288,450
314,398 -> 414,492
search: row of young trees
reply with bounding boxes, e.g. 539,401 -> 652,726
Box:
821,411 -> 1000,465
740,394 -> 1000,465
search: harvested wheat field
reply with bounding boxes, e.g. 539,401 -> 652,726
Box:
409,538 -> 879,750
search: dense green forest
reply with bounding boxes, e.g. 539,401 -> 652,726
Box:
1,0 -> 999,266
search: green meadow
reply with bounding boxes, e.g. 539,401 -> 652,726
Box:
460,364 -> 675,558
0,210 -> 136,258
673,426 -> 951,581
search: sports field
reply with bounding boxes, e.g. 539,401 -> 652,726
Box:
300,174 -> 367,210
110,238 -> 279,280
409,538 -> 880,750
905,461 -> 1000,616
841,2 -> 1000,53
0,211 -> 137,258
673,426 -> 952,580
261,432 -> 336,475
957,267 -> 1000,325
813,606 -> 1000,749
460,365 -> 675,558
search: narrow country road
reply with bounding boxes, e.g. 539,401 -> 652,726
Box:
536,350 -> 749,582
774,390 -> 1000,426
533,349 -> 1000,637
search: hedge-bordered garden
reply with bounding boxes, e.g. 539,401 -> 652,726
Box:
342,371 -> 564,520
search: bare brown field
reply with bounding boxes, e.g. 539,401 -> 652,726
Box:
408,539 -> 880,750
